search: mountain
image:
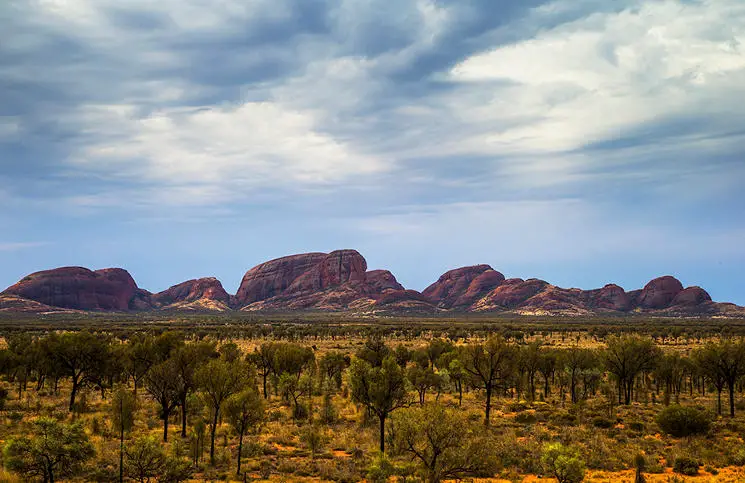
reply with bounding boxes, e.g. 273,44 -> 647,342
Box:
1,250 -> 742,316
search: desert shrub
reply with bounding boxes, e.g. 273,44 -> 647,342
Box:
592,416 -> 613,428
728,448 -> 745,466
367,453 -> 395,483
656,405 -> 711,437
541,443 -> 586,483
300,424 -> 325,458
673,456 -> 699,476
550,410 -> 577,427
515,411 -> 537,425
628,421 -> 645,432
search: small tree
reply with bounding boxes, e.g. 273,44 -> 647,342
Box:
196,359 -> 248,466
394,403 -> 497,483
110,386 -> 137,483
224,388 -> 264,475
461,336 -> 514,426
541,443 -> 586,483
4,417 -> 95,483
604,336 -> 661,405
349,355 -> 409,453
144,358 -> 180,442
124,436 -> 165,483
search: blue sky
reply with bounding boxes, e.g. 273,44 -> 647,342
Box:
1,0 -> 744,303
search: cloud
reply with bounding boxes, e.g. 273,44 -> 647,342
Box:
0,242 -> 48,252
65,101 -> 384,204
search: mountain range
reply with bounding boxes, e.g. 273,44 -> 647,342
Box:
1,249 -> 742,316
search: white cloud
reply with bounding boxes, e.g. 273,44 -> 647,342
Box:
68,101 -> 385,203
447,0 -> 745,153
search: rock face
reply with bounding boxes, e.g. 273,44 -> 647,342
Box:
1,251 -> 740,316
234,253 -> 328,305
587,284 -> 632,312
671,286 -> 712,306
637,276 -> 684,309
423,265 -> 505,309
235,250 -> 418,311
1,267 -> 144,311
153,278 -> 231,308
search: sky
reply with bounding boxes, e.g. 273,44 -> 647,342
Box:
1,0 -> 744,304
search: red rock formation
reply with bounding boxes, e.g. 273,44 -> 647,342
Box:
286,250 -> 367,294
481,278 -> 550,308
153,277 -> 230,307
636,276 -> 684,309
671,286 -> 712,306
1,266 -> 144,311
586,284 -> 632,311
423,265 -> 505,309
361,270 -> 405,294
234,253 -> 328,305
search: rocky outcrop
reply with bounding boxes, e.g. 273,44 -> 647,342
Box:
671,286 -> 712,306
423,265 -> 505,309
234,253 -> 328,305
237,250 -> 412,311
586,284 -> 632,312
637,276 -> 684,309
153,278 -> 231,308
1,267 -> 145,311
1,251 -> 741,316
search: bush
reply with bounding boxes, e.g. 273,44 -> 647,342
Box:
515,412 -> 537,425
656,405 -> 711,437
592,417 -> 613,429
541,443 -> 586,483
673,456 -> 700,476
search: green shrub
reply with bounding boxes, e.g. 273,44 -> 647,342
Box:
673,456 -> 699,476
592,416 -> 613,428
541,443 -> 586,483
656,405 -> 711,437
515,412 -> 537,425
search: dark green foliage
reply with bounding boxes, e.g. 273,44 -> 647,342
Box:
673,456 -> 700,476
3,417 -> 95,483
656,405 -> 712,437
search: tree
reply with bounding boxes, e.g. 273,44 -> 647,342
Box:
563,348 -> 598,404
541,443 -> 586,483
520,342 -> 542,401
249,343 -> 277,399
196,359 -> 248,465
124,436 -> 166,483
349,355 -> 409,453
538,348 -> 559,398
656,404 -> 712,437
461,336 -> 515,426
124,435 -> 193,483
47,331 -> 111,412
318,351 -> 349,390
110,386 -> 137,483
4,417 -> 95,483
407,366 -> 442,405
394,403 -> 497,483
144,358 -> 181,442
224,388 -> 264,475
356,336 -> 391,367
693,341 -> 745,417
171,341 -> 217,438
603,336 -> 661,405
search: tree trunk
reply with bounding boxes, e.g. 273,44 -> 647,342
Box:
210,409 -> 219,465
262,373 -> 268,399
163,408 -> 169,442
237,430 -> 244,475
69,377 -> 79,412
484,384 -> 492,427
717,389 -> 722,416
379,414 -> 386,453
